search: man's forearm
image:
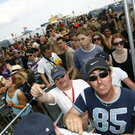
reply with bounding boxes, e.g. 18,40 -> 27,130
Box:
71,68 -> 79,80
41,73 -> 50,85
67,66 -> 74,75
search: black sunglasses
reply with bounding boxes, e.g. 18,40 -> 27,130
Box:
46,30 -> 52,34
26,54 -> 32,58
88,71 -> 109,81
113,40 -> 124,46
93,37 -> 101,42
54,74 -> 65,82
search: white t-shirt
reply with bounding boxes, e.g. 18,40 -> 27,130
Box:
48,79 -> 90,114
38,53 -> 60,84
112,67 -> 128,86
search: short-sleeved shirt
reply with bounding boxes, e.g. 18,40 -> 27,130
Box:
48,79 -> 89,114
73,86 -> 135,134
27,58 -> 44,84
112,67 -> 128,86
73,45 -> 102,81
38,53 -> 60,84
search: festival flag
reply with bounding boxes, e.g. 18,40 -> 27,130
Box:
23,27 -> 27,31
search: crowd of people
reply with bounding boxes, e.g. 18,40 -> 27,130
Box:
0,6 -> 135,134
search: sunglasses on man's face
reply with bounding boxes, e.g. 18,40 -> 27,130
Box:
54,74 -> 65,82
93,37 -> 101,42
46,30 -> 53,34
88,71 -> 109,81
113,40 -> 124,46
26,54 -> 32,58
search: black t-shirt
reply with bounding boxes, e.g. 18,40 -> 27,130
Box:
121,29 -> 135,49
58,53 -> 67,70
119,13 -> 125,21
19,74 -> 37,106
9,56 -> 28,70
5,59 -> 11,64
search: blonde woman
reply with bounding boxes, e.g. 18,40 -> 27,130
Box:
0,74 -> 31,117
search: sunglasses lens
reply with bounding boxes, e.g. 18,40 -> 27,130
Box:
93,39 -> 96,42
99,71 -> 108,78
89,76 -> 97,81
113,42 -> 118,46
50,30 -> 52,32
120,41 -> 124,45
97,37 -> 101,40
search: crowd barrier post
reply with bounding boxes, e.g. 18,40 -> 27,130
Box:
0,87 -> 50,135
132,0 -> 135,21
0,103 -> 31,135
0,103 -> 14,133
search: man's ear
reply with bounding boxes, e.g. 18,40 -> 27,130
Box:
106,60 -> 110,66
42,52 -> 45,55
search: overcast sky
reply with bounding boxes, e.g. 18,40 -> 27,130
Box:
0,0 -> 120,41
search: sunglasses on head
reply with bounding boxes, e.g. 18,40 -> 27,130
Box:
88,70 -> 109,81
54,74 -> 65,82
93,37 -> 101,42
113,40 -> 124,46
26,54 -> 32,58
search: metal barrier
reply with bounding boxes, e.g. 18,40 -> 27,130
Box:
0,87 -> 63,135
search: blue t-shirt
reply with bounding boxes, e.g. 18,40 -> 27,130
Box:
73,44 -> 102,81
73,86 -> 135,134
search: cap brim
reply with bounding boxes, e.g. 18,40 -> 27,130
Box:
87,66 -> 109,76
52,71 -> 65,80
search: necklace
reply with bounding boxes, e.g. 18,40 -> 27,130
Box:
99,100 -> 113,107
98,86 -> 116,107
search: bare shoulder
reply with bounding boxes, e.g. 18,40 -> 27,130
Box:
17,90 -> 25,98
55,33 -> 63,38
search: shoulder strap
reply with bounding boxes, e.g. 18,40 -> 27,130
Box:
5,88 -> 8,105
43,55 -> 56,66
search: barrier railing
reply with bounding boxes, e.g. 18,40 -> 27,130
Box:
0,86 -> 62,135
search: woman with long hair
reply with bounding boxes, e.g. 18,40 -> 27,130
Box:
110,33 -> 135,86
92,32 -> 115,54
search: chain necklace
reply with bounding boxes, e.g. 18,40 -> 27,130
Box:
98,86 -> 116,107
99,99 -> 113,107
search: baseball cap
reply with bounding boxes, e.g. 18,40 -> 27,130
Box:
12,49 -> 20,54
14,113 -> 56,135
51,66 -> 66,80
95,51 -> 110,61
85,57 -> 110,76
